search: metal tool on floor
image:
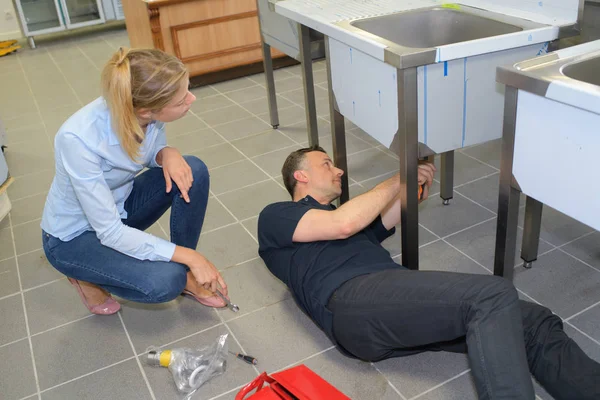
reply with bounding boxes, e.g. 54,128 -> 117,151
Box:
229,351 -> 258,365
216,289 -> 239,312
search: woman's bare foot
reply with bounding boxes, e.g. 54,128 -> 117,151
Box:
74,280 -> 111,306
185,271 -> 216,299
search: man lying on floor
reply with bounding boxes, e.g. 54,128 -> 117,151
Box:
257,145 -> 600,400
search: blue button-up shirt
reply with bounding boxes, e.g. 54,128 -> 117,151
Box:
41,97 -> 175,262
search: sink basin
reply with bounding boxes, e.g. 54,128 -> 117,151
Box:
350,8 -> 523,48
562,56 -> 600,86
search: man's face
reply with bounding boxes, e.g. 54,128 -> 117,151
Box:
300,151 -> 344,200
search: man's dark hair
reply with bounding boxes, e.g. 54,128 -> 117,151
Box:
281,145 -> 327,197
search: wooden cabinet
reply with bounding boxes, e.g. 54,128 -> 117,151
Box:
122,0 -> 286,78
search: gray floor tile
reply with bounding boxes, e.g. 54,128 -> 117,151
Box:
5,124 -> 47,145
0,216 -> 9,230
41,359 -> 151,400
251,145 -> 301,177
13,220 -> 43,255
199,104 -> 252,127
241,216 -> 258,241
419,240 -> 492,275
569,302 -> 600,343
165,113 -> 207,136
218,180 -> 289,221
433,151 -> 498,187
417,373 -> 477,400
231,130 -> 295,158
191,85 -> 219,98
217,258 -> 290,321
191,143 -> 244,171
513,249 -> 600,319
3,113 -> 43,131
460,139 -> 501,169
142,325 -> 257,400
119,297 -> 221,354
225,86 -> 270,103
199,197 -> 237,233
213,116 -> 272,141
280,86 -> 329,104
228,298 -> 332,372
518,205 -> 594,247
4,139 -> 54,177
0,227 -> 15,260
258,105 -> 307,126
18,249 -> 64,290
349,126 -> 385,146
24,278 -> 92,334
299,349 -> 402,400
377,349 -> 470,399
455,173 -> 501,213
318,133 -> 374,156
7,169 -> 54,201
561,232 -> 600,270
198,224 -> 258,270
347,148 -> 399,182
564,323 -> 600,363
272,76 -> 303,93
9,192 -> 47,226
32,315 -> 133,390
381,225 -> 439,258
209,160 -> 269,195
190,94 -> 234,114
0,339 -> 37,400
445,219 -> 554,272
146,222 -> 168,241
239,95 -> 293,115
0,294 -> 27,346
419,192 -> 495,238
167,128 -> 224,153
212,77 -> 256,93
0,258 -> 20,298
278,118 -> 331,142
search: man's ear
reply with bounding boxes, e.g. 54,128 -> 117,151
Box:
293,170 -> 309,184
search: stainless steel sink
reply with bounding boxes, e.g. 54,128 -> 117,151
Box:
562,56 -> 600,86
336,5 -> 548,68
350,8 -> 522,49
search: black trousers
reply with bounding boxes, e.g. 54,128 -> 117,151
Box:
328,269 -> 600,400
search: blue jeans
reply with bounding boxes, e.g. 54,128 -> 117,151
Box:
42,155 -> 210,303
328,269 -> 600,400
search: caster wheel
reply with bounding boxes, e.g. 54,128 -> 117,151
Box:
443,199 -> 450,206
523,261 -> 533,269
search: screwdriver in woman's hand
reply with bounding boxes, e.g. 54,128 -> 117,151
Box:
229,350 -> 258,365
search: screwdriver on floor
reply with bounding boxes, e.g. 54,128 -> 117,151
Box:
229,350 -> 258,365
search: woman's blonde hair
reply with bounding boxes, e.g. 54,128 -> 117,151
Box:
101,47 -> 187,161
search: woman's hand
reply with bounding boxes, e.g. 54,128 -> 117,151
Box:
158,147 -> 193,203
172,246 -> 228,295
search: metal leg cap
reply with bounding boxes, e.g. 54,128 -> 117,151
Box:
443,199 -> 451,206
523,261 -> 533,269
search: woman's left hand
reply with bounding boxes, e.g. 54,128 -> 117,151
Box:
159,147 -> 193,203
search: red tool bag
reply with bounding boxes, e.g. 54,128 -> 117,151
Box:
235,364 -> 350,400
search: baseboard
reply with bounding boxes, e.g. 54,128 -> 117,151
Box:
0,30 -> 24,42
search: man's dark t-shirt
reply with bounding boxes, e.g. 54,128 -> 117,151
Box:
257,195 -> 399,343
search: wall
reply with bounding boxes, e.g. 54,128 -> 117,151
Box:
0,0 -> 23,41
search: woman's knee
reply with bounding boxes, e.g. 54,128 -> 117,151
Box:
145,264 -> 187,303
183,156 -> 209,183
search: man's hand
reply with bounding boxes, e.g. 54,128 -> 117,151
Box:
418,160 -> 436,202
158,147 -> 193,203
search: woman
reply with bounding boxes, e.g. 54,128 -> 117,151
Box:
41,47 -> 228,315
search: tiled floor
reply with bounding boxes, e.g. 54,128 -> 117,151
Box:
1,20 -> 600,400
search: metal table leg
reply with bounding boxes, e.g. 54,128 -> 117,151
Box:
521,196 -> 543,268
494,87 -> 521,280
324,37 -> 349,204
261,41 -> 279,129
298,24 -> 319,146
440,151 -> 454,205
398,67 -> 420,270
